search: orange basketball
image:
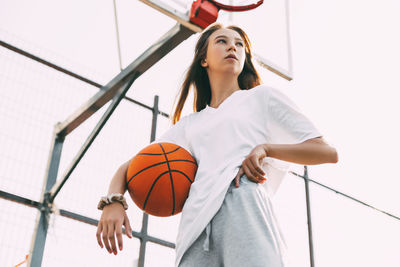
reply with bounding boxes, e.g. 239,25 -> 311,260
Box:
126,142 -> 198,217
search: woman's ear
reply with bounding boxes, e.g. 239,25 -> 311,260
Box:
201,59 -> 208,68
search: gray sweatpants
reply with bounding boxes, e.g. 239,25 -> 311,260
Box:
178,174 -> 288,267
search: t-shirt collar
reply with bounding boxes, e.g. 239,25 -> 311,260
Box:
205,89 -> 244,112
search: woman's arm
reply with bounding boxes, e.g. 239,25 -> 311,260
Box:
96,159 -> 133,256
234,137 -> 338,187
263,137 -> 338,165
107,160 -> 130,195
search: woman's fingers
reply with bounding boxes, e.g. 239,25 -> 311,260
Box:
242,164 -> 255,181
108,221 -> 118,255
235,158 -> 269,188
248,158 -> 265,179
102,224 -> 112,254
124,215 -> 133,239
97,204 -> 131,255
115,220 -> 124,252
235,167 -> 244,188
96,223 -> 104,248
243,163 -> 266,183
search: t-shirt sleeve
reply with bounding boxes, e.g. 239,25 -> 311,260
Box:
149,115 -> 190,151
265,86 -> 323,144
260,86 -> 323,197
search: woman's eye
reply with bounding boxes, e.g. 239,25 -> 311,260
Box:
217,39 -> 243,46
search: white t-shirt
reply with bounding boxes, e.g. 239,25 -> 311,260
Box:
150,84 -> 323,267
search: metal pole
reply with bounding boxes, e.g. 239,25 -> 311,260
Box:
138,95 -> 160,267
303,165 -> 315,267
28,131 -> 65,267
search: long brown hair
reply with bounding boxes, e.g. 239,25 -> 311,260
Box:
171,22 -> 262,124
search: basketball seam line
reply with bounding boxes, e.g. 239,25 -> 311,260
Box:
136,146 -> 180,156
126,159 -> 197,185
160,143 -> 175,215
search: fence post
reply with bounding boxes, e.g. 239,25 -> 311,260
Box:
138,94 -> 160,267
304,165 -> 315,267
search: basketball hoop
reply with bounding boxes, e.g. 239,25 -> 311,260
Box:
190,0 -> 264,28
208,0 -> 263,12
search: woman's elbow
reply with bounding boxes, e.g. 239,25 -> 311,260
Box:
328,146 -> 339,163
305,137 -> 338,164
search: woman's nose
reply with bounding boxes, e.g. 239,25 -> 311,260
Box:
227,41 -> 237,51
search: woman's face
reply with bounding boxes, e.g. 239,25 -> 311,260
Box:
201,28 -> 246,76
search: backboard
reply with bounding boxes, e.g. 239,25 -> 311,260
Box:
139,0 -> 292,80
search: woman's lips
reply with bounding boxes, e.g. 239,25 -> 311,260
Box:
225,56 -> 237,61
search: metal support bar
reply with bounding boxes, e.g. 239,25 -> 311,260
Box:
150,95 -> 160,143
0,190 -> 41,209
0,40 -> 103,88
0,189 -> 176,248
138,94 -> 160,267
138,213 -> 149,267
54,23 -> 194,137
253,53 -> 292,81
57,208 -> 175,248
49,74 -> 137,202
290,171 -> 400,221
28,131 -> 64,267
303,166 -> 315,267
0,40 -> 169,118
284,0 -> 293,77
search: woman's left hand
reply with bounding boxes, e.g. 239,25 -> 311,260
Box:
234,144 -> 268,188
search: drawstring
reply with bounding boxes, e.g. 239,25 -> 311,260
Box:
202,222 -> 211,251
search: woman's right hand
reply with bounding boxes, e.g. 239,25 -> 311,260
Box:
96,202 -> 133,255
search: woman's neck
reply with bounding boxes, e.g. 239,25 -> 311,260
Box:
208,74 -> 241,108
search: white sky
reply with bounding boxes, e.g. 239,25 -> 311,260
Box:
0,0 -> 399,266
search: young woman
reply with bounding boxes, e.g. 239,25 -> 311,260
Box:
96,22 -> 338,267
